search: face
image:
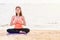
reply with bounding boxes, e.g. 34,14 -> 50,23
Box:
16,8 -> 21,14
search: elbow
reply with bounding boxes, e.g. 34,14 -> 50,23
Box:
24,23 -> 26,26
10,23 -> 13,26
10,24 -> 12,26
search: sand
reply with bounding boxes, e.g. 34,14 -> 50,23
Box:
0,30 -> 60,40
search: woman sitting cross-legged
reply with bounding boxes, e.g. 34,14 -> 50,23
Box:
7,6 -> 30,34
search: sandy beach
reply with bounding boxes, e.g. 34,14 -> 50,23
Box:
0,30 -> 60,40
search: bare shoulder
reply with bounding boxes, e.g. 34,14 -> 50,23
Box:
12,15 -> 16,18
12,15 -> 16,17
21,16 -> 25,18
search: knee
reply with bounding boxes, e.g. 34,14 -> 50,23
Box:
7,29 -> 9,32
27,28 -> 30,32
7,29 -> 11,32
25,28 -> 30,33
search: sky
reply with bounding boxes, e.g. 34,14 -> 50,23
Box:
0,0 -> 60,26
0,0 -> 60,4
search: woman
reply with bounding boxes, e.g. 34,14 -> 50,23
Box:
7,6 -> 30,34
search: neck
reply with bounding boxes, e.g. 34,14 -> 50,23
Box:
18,15 -> 19,16
17,13 -> 20,16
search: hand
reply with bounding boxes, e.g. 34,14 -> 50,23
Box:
17,19 -> 23,24
13,19 -> 18,24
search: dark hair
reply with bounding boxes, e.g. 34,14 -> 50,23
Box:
15,6 -> 22,16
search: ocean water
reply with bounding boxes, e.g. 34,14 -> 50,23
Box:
0,24 -> 60,30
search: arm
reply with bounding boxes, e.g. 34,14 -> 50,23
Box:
10,16 -> 15,26
22,16 -> 26,26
